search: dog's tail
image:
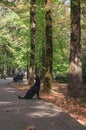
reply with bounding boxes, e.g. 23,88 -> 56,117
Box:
18,95 -> 24,99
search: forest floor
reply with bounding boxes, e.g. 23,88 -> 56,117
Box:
11,80 -> 86,126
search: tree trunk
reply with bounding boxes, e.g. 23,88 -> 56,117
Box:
68,0 -> 85,97
29,0 -> 36,85
43,0 -> 53,92
45,0 -> 53,75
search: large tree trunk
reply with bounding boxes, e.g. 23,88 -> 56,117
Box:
43,0 -> 53,92
29,0 -> 36,85
68,0 -> 85,97
45,0 -> 53,75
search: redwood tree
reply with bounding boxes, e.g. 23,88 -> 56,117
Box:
29,0 -> 36,85
68,0 -> 85,97
45,0 -> 53,75
43,0 -> 53,92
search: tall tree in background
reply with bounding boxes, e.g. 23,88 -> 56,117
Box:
45,0 -> 53,74
29,0 -> 36,85
68,0 -> 85,97
43,0 -> 53,92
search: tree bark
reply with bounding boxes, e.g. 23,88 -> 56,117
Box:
29,0 -> 36,85
68,0 -> 85,97
45,0 -> 53,75
43,0 -> 53,92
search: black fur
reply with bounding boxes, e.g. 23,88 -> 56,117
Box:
18,76 -> 41,99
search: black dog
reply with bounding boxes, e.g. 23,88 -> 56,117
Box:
18,76 -> 41,99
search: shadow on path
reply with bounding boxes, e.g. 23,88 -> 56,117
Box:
0,78 -> 86,130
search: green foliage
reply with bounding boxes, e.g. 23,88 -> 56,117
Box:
0,0 -> 70,76
35,0 -> 46,72
52,1 -> 70,75
0,6 -> 30,70
0,0 -> 86,85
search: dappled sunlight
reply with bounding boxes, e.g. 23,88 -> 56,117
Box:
26,102 -> 62,118
27,111 -> 60,118
0,87 -> 16,93
4,87 -> 16,93
29,103 -> 63,113
0,101 -> 11,105
8,90 -> 16,93
5,87 -> 14,90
